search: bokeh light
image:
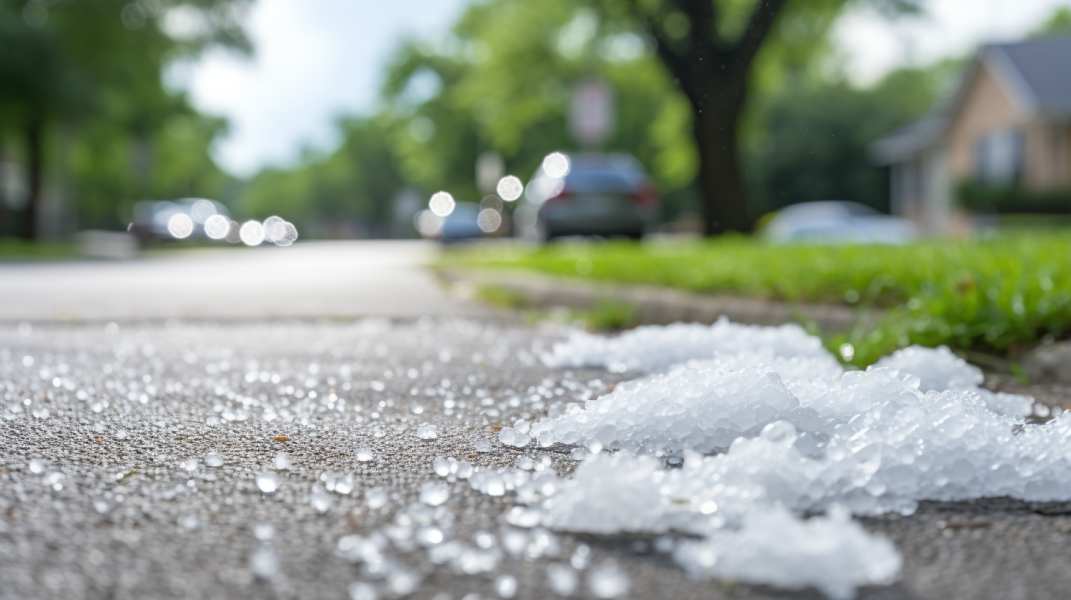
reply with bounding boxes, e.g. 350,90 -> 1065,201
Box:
190,199 -> 217,224
274,222 -> 299,247
239,220 -> 265,246
414,210 -> 445,237
167,213 -> 194,239
496,175 -> 524,201
204,214 -> 229,240
480,195 -> 503,212
429,191 -> 456,217
524,176 -> 565,205
225,219 -> 241,244
542,152 -> 570,178
477,209 -> 502,233
263,216 -> 287,243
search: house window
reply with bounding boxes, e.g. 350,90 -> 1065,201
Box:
973,128 -> 1023,184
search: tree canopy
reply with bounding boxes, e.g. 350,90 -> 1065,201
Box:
0,0 -> 249,236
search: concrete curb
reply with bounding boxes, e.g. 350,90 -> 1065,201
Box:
438,268 -> 872,333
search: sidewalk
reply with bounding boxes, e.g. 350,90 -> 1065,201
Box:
438,267 -> 869,333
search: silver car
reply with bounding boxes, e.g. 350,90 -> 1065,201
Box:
761,201 -> 918,244
519,152 -> 658,240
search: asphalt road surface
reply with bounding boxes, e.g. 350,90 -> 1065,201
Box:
2,244 -> 1071,600
0,241 -> 481,322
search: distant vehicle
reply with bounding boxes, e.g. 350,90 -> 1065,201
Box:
130,198 -> 230,241
520,152 -> 658,241
761,201 -> 918,244
439,202 -> 484,243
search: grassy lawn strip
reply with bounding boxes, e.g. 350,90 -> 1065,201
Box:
445,235 -> 1071,366
0,239 -> 79,261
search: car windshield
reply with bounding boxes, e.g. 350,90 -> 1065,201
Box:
564,169 -> 635,194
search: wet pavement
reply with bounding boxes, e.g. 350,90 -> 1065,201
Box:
3,318 -> 1071,600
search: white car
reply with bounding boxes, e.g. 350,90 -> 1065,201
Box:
762,201 -> 918,244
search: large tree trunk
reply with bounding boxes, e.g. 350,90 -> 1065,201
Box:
691,83 -> 750,234
628,0 -> 787,236
0,140 -> 7,237
24,117 -> 44,241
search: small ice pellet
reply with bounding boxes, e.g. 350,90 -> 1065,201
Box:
274,452 -> 291,470
547,563 -> 579,596
253,523 -> 275,541
204,453 -> 224,468
349,582 -> 379,600
356,448 -> 374,462
433,457 -> 452,477
256,472 -> 279,493
310,492 -> 332,513
249,546 -> 279,579
416,423 -> 439,440
419,482 -> 450,506
588,561 -> 630,599
366,489 -> 388,509
494,574 -> 518,598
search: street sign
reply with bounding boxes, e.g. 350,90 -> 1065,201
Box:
569,78 -> 615,147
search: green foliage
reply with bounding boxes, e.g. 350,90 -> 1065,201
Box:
1031,6 -> 1071,38
447,235 -> 1071,364
0,0 -> 249,233
744,61 -> 960,215
957,180 -> 1071,215
380,0 -> 694,197
233,0 -> 950,232
239,116 -> 405,234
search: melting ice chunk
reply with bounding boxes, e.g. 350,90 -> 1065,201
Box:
673,508 -> 901,600
499,427 -> 531,448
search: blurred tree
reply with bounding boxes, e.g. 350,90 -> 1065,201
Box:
240,116 -> 405,236
0,0 -> 249,238
372,0 -> 927,233
377,0 -> 698,212
1031,6 -> 1071,37
615,0 -> 922,234
745,60 -> 960,216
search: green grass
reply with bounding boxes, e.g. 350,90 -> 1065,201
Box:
445,235 -> 1071,366
473,283 -> 638,331
0,238 -> 79,261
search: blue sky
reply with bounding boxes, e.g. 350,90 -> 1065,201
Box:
181,0 -> 1071,177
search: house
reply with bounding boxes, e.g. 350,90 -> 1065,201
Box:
871,35 -> 1071,234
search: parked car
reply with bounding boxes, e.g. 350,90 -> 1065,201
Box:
761,201 -> 918,244
520,152 -> 658,241
439,202 -> 484,242
130,198 -> 230,241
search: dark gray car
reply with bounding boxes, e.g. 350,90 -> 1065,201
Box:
519,152 -> 658,240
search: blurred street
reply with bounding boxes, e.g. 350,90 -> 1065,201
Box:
0,242 -> 483,322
